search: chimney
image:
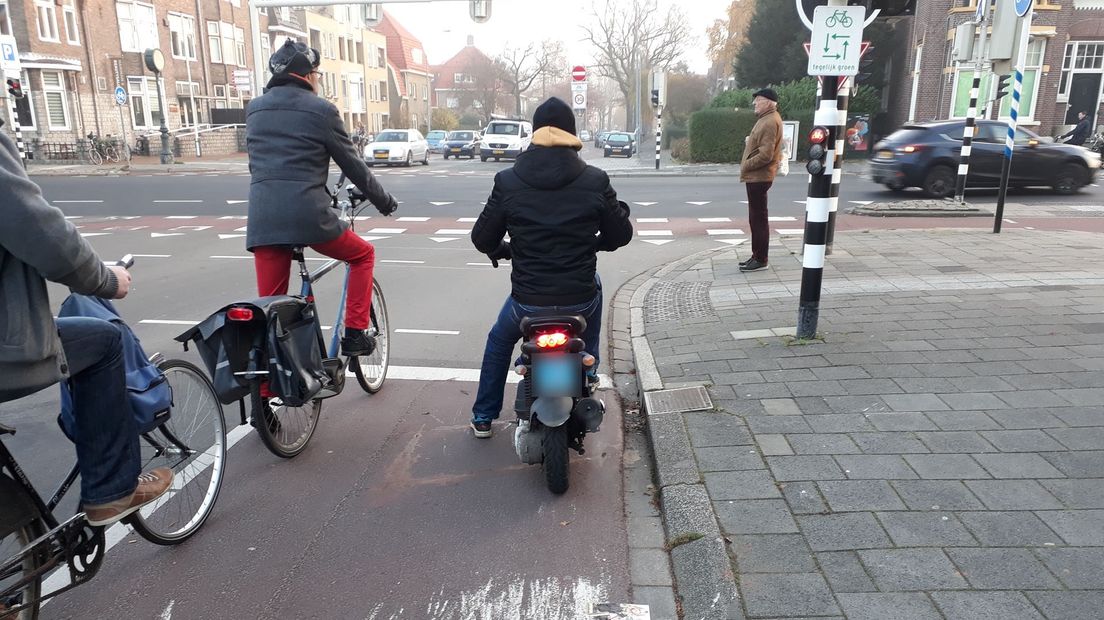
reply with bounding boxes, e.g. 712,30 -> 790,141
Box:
467,35 -> 474,47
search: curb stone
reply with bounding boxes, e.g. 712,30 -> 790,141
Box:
611,246 -> 743,620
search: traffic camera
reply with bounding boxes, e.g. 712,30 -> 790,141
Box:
5,77 -> 23,99
806,126 -> 831,175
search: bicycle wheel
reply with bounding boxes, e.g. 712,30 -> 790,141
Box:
87,148 -> 102,166
104,146 -> 120,164
352,279 -> 390,393
250,382 -> 321,459
0,478 -> 46,620
129,360 -> 226,545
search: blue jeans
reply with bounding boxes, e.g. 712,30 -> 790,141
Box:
56,317 -> 141,505
471,292 -> 602,423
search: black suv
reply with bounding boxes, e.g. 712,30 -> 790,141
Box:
870,120 -> 1101,197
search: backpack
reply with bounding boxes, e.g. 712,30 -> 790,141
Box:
57,295 -> 171,439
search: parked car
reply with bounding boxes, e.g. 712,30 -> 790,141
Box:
603,132 -> 635,158
364,129 -> 430,167
442,130 -> 481,159
593,131 -> 610,148
480,120 -> 533,161
425,130 -> 449,153
870,120 -> 1101,197
580,129 -> 592,142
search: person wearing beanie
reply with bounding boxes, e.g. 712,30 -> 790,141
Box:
739,87 -> 784,272
467,97 -> 634,438
246,40 -> 399,358
0,126 -> 176,526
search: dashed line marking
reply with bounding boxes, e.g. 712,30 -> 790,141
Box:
380,259 -> 425,264
368,228 -> 407,234
636,218 -> 669,223
396,217 -> 430,222
395,328 -> 460,335
637,230 -> 673,236
434,229 -> 471,235
699,217 -> 731,223
706,229 -> 746,235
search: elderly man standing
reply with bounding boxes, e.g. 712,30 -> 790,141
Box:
739,88 -> 783,272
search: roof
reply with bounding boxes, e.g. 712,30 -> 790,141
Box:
387,62 -> 404,97
431,46 -> 495,90
377,10 -> 429,75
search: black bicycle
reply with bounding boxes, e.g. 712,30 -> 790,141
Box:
0,257 -> 227,619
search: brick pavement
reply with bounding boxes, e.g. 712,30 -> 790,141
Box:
615,228 -> 1104,619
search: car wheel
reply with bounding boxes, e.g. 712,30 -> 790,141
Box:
443,153 -> 448,160
494,157 -> 500,162
423,150 -> 430,165
366,162 -> 374,168
1053,164 -> 1085,195
481,156 -> 488,162
921,165 -> 955,198
404,152 -> 412,167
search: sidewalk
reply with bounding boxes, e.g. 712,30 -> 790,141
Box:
26,153 -> 249,176
612,228 -> 1104,619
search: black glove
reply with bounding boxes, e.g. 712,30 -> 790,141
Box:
377,194 -> 398,217
488,241 -> 512,261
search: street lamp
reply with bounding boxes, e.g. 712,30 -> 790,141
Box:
144,48 -> 173,165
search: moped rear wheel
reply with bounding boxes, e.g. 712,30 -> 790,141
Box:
542,425 -> 570,495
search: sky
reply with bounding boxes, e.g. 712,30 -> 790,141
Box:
384,0 -> 732,74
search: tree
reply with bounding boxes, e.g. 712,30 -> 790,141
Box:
663,72 -> 709,129
581,0 -> 693,130
500,40 -> 565,116
432,108 -> 460,132
734,0 -> 808,88
706,0 -> 756,90
461,54 -> 509,125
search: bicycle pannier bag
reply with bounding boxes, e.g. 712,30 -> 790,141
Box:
265,299 -> 326,408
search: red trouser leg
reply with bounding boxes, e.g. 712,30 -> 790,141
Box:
312,229 -> 376,330
254,246 -> 293,296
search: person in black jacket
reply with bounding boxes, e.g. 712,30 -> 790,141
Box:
1059,111 -> 1092,146
247,40 -> 398,357
468,97 -> 633,438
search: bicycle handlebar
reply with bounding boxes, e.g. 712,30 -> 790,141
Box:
105,254 -> 134,269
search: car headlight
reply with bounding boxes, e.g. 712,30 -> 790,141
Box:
1081,150 -> 1102,169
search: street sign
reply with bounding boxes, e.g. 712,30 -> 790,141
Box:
0,35 -> 20,73
572,91 -> 587,110
807,6 -> 865,76
571,81 -> 587,93
233,69 -> 251,79
114,86 -> 127,106
803,40 -> 871,87
1015,0 -> 1032,17
571,65 -> 587,82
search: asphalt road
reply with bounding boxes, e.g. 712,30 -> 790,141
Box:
3,149 -> 1102,618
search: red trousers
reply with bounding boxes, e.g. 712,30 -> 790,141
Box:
253,229 -> 376,330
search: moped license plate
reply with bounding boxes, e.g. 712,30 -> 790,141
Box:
533,355 -> 581,397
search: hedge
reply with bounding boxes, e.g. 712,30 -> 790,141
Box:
689,109 -> 758,163
663,125 -> 688,149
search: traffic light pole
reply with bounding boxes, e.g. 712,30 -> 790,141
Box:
4,74 -> 28,169
797,75 -> 839,340
826,80 -> 848,254
993,6 -> 1033,234
654,105 -> 661,170
954,4 -> 990,205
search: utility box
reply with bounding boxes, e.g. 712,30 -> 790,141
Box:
954,22 -> 976,63
990,0 -> 1026,61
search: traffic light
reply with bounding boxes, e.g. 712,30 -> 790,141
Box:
993,74 -> 1011,102
5,77 -> 23,99
651,89 -> 660,107
806,126 -> 830,175
470,0 -> 491,23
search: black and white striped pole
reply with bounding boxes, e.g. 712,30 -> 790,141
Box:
654,106 -> 661,170
953,76 -> 981,203
826,80 -> 849,254
4,73 -> 28,169
797,76 -> 839,339
954,3 -> 989,204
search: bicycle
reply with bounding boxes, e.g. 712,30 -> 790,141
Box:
826,9 -> 853,27
84,134 -> 121,166
179,178 -> 391,459
0,256 -> 227,619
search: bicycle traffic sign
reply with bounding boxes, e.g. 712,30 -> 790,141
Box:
807,5 -> 865,76
114,86 -> 127,106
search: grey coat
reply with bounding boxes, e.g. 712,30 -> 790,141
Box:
245,83 -> 390,250
0,133 -> 117,403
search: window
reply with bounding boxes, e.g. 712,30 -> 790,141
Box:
205,22 -> 220,63
0,1 -> 11,37
235,27 -> 246,66
951,37 -> 1045,121
35,0 -> 59,42
168,13 -> 197,60
221,23 -> 235,66
1060,41 -> 1104,99
412,48 -> 423,65
41,71 -> 70,129
63,1 -> 79,45
213,84 -> 227,109
380,80 -> 388,101
128,76 -> 163,129
454,73 -> 474,84
116,2 -> 157,52
349,75 -> 364,111
260,34 -> 272,80
377,47 -> 386,68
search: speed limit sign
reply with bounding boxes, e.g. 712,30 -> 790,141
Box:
573,91 -> 587,110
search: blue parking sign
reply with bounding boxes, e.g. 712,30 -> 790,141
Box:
1015,0 -> 1032,17
1,44 -> 14,62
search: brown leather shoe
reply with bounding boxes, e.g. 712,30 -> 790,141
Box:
84,467 -> 174,527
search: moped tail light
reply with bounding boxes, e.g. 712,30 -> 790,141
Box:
227,307 -> 254,321
536,332 -> 569,348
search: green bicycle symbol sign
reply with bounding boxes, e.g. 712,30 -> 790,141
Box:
825,9 -> 853,28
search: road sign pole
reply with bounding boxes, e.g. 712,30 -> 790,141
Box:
6,91 -> 27,169
994,5 -> 1033,234
955,2 -> 990,205
655,105 -> 661,170
825,80 -> 848,254
797,75 -> 839,340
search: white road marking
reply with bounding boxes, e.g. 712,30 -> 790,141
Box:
633,201 -> 658,206
397,217 -> 430,222
380,259 -> 425,264
849,200 -> 874,206
234,226 -> 248,232
80,232 -> 111,237
435,229 -> 472,235
170,225 -> 212,231
642,239 -> 674,246
159,600 -> 175,620
150,232 -> 185,238
706,229 -> 746,235
208,255 -> 328,261
1003,219 -> 1018,224
430,201 -> 455,206
55,200 -> 103,204
686,201 -> 712,206
637,230 -> 673,236
430,237 -> 460,243
794,200 -> 807,205
378,365 -> 611,388
218,234 -> 246,240
226,200 -> 248,205
64,216 -> 83,219
457,217 -> 478,222
636,217 -> 669,223
777,228 -> 805,235
218,215 -> 248,219
359,235 -> 391,242
716,238 -> 748,246
131,254 -> 172,258
467,262 -> 495,267
698,217 -> 731,223
140,319 -> 200,326
768,216 -> 797,221
395,328 -> 461,335
368,228 -> 407,234
739,200 -> 750,204
158,202 -> 203,206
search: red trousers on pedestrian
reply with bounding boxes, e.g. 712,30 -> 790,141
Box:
253,229 -> 376,330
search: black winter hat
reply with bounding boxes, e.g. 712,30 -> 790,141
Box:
533,97 -> 577,135
268,40 -> 320,78
752,88 -> 778,103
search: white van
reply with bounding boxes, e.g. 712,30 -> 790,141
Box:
480,120 -> 533,162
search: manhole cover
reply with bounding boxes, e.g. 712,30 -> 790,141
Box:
645,281 -> 714,323
644,386 -> 713,415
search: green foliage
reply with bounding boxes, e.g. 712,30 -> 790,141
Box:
431,108 -> 460,132
735,0 -> 809,87
689,108 -> 758,163
848,85 -> 882,119
670,137 -> 690,162
710,88 -> 754,110
663,125 -> 688,149
776,78 -> 817,117
458,113 -> 483,130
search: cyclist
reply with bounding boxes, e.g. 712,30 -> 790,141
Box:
0,122 -> 173,526
468,97 -> 633,438
246,40 -> 398,357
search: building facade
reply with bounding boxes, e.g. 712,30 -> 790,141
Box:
893,0 -> 1104,135
304,5 -> 388,135
430,37 -> 512,123
377,10 -> 430,131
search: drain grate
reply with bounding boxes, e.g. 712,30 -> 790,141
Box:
645,281 -> 714,323
644,386 -> 713,415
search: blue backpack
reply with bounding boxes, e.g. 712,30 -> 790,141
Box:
57,295 -> 171,439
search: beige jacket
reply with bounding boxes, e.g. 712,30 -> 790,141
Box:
739,109 -> 783,183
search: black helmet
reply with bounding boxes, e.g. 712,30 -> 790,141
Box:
268,40 -> 320,78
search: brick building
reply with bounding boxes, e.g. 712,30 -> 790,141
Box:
304,5 -> 389,135
430,37 -> 512,121
377,10 -> 430,131
893,0 -> 1104,135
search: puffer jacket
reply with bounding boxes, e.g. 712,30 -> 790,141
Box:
0,132 -> 117,403
471,126 -> 633,306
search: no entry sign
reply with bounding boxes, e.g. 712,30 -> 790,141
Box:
572,66 -> 587,82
